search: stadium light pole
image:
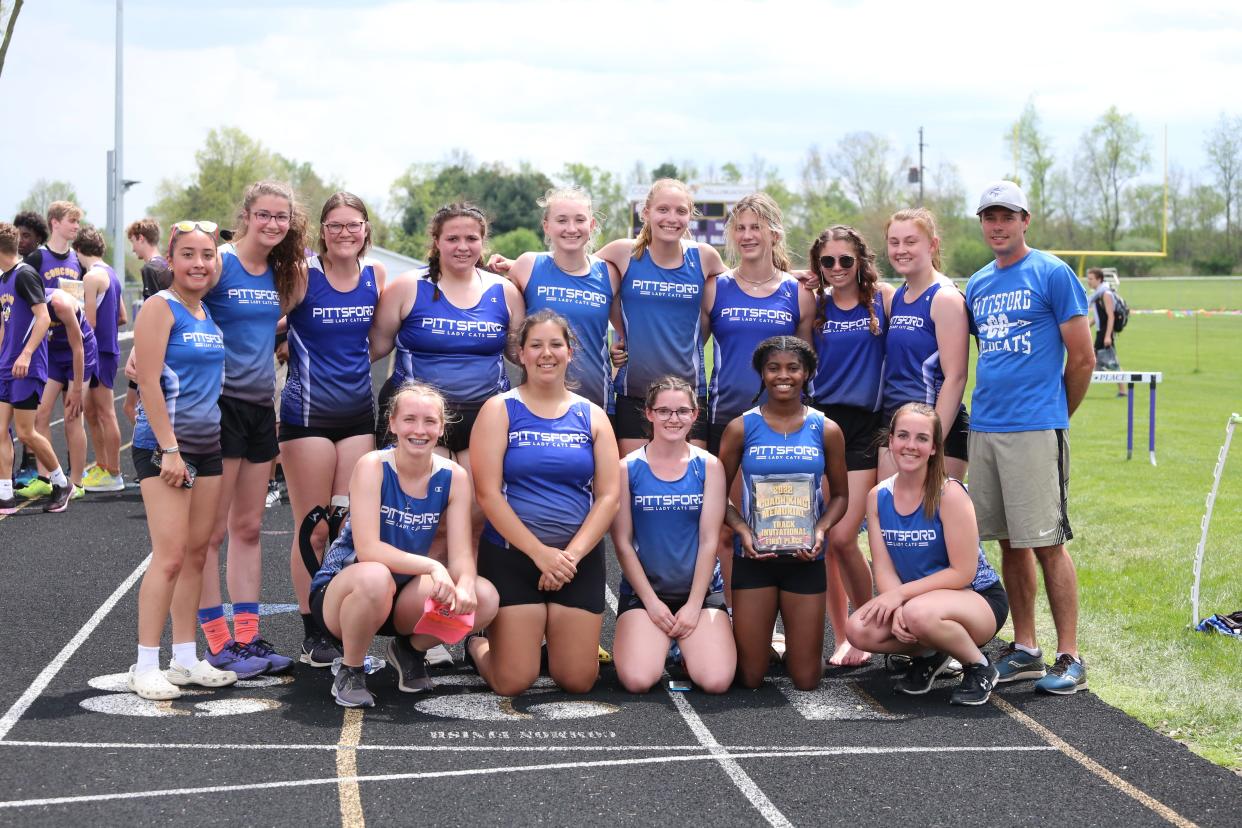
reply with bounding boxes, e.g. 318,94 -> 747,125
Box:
111,0 -> 124,277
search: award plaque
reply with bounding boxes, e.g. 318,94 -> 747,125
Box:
748,472 -> 817,555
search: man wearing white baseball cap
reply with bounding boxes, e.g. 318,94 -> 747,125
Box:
964,181 -> 1096,695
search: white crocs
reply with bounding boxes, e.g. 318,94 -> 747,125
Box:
166,658 -> 238,688
128,665 -> 182,700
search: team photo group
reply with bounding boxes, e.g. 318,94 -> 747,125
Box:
0,174 -> 1098,712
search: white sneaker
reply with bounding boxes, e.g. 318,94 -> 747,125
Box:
265,481 -> 281,508
128,665 -> 182,700
425,643 -> 454,667
84,470 -> 125,493
166,658 -> 238,687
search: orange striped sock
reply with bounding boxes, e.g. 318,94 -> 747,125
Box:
197,606 -> 232,654
233,602 -> 260,644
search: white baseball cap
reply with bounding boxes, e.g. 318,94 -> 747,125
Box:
976,180 -> 1029,215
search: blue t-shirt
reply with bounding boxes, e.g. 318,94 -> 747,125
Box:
708,273 -> 800,424
614,243 -> 706,398
482,390 -> 596,548
134,291 -> 226,454
875,476 -> 999,592
393,270 -> 510,403
524,254 -> 613,407
310,451 -> 453,593
621,445 -> 723,598
811,292 -> 887,411
283,256 -> 380,428
204,244 -> 282,405
965,249 -> 1087,431
735,406 -> 826,560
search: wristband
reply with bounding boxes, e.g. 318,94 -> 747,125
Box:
161,445 -> 181,455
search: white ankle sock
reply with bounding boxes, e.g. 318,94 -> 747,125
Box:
136,645 -> 161,672
0,480 -> 12,499
49,468 -> 68,488
1014,643 -> 1041,657
172,642 -> 197,667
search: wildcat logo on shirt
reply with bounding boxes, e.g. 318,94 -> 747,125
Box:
380,505 -> 439,530
972,289 -> 1036,356
1,294 -> 11,324
509,430 -> 590,448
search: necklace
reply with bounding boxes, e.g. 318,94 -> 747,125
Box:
167,287 -> 202,315
735,270 -> 777,288
552,253 -> 590,275
760,404 -> 803,439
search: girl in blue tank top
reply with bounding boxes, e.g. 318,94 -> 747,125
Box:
129,223 -> 237,701
719,336 -> 850,691
806,225 -> 895,669
469,310 -> 620,697
846,403 -> 1009,707
309,383 -> 499,707
370,203 -> 525,461
706,194 -> 815,453
487,188 -> 619,408
610,376 -> 736,694
198,181 -> 310,681
280,193 -> 389,668
880,208 -> 970,481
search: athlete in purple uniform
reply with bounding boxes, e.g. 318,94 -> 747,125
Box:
75,227 -> 127,492
0,223 -> 71,513
123,218 -> 169,424
28,287 -> 92,497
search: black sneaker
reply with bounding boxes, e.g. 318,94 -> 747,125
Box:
893,651 -> 954,695
462,632 -> 484,674
0,495 -> 16,515
43,483 -> 72,513
950,660 -> 1000,706
300,633 -> 342,668
387,636 -> 433,693
331,665 -> 375,708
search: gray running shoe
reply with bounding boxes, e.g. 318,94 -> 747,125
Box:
331,665 -> 375,708
994,643 -> 1048,683
894,651 -> 954,695
387,637 -> 433,693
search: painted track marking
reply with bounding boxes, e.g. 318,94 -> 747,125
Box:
337,708 -> 365,828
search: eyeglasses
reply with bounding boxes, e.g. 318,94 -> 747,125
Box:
252,210 -> 291,225
818,254 -> 856,270
170,220 -> 219,235
651,407 -> 696,421
324,221 -> 366,235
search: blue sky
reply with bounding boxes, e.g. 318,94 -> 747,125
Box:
2,0 -> 1239,228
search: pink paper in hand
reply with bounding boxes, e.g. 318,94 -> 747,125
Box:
413,597 -> 475,644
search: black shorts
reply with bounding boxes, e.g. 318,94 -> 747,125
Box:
311,581 -> 404,640
131,444 -> 224,482
812,403 -> 881,471
976,580 -> 1010,636
618,590 -> 727,616
375,374 -> 487,455
883,403 -> 969,462
279,414 -> 375,444
731,555 -> 828,594
478,536 -> 605,613
614,394 -> 707,442
219,396 -> 279,463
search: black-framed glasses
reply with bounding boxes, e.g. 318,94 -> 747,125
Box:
252,210 -> 291,225
324,221 -> 366,235
818,254 -> 856,270
651,407 -> 696,421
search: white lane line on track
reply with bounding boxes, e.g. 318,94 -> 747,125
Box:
0,555 -> 151,741
0,740 -> 1059,754
0,746 -> 1060,811
604,586 -> 793,828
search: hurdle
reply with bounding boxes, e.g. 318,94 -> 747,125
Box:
1092,371 -> 1162,465
1189,413 -> 1240,628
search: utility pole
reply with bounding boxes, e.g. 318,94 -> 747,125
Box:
918,126 -> 925,206
111,0 -> 124,277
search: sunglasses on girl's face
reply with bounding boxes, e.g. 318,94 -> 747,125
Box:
818,254 -> 856,270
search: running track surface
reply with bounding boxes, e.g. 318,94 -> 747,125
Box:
1,338 -> 1240,827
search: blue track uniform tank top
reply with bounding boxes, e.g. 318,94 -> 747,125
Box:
884,282 -> 948,408
0,263 -> 48,384
735,406 -> 826,559
875,476 -> 999,591
90,263 -> 123,356
523,253 -> 613,407
482,390 -> 595,549
203,244 -> 282,405
811,293 -> 887,410
621,445 -> 723,598
283,256 -> 380,428
708,274 -> 800,423
614,243 -> 706,398
393,270 -> 510,403
44,288 -> 97,375
133,291 -> 226,454
311,451 -> 453,593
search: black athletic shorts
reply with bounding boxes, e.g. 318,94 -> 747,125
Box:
618,590 -> 727,616
279,414 -> 375,444
883,402 -> 969,462
976,580 -> 1010,636
131,444 -> 224,482
311,580 -> 404,640
375,374 -> 487,455
614,394 -> 707,442
219,395 -> 279,463
478,536 -> 605,613
812,403 -> 882,471
731,555 -> 828,594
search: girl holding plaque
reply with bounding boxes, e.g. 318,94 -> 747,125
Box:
845,403 -> 1009,706
719,336 -> 849,690
611,377 -> 736,694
